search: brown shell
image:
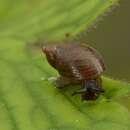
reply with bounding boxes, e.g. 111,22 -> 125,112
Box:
43,43 -> 105,81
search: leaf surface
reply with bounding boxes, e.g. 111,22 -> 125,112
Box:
1,0 -> 130,130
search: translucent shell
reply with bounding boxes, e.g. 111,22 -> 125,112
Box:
43,43 -> 105,81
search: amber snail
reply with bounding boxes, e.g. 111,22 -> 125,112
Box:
43,43 -> 106,100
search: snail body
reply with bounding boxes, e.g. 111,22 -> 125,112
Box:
43,43 -> 105,100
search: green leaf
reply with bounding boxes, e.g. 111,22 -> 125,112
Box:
0,38 -> 130,130
1,0 -> 130,130
0,0 -> 118,40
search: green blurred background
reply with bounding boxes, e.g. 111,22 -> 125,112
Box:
86,0 -> 130,81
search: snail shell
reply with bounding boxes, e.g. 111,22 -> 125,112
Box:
43,43 -> 105,82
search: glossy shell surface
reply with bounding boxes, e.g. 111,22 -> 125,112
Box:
43,43 -> 105,81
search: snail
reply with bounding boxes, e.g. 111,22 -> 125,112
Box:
43,43 -> 105,100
